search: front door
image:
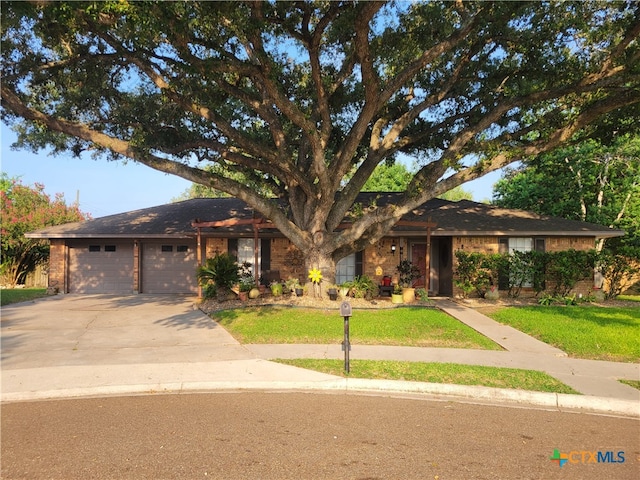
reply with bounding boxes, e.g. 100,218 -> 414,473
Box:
432,237 -> 453,296
411,243 -> 427,288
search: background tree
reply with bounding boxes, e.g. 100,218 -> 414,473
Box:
2,1 -> 639,286
361,162 -> 413,192
493,135 -> 640,252
0,174 -> 90,286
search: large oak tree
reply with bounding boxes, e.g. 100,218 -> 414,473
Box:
2,1 -> 639,285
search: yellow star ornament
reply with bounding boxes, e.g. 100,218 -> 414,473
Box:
308,268 -> 323,284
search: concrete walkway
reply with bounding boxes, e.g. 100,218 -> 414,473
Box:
1,295 -> 638,417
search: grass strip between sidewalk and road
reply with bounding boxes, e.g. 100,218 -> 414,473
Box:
274,359 -> 579,394
487,306 -> 640,363
214,306 -> 501,350
620,380 -> 640,390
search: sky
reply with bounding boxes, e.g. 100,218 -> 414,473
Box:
1,123 -> 503,218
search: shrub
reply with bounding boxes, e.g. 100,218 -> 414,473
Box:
597,249 -> 640,299
454,251 -> 505,298
506,251 -> 534,298
546,250 -> 596,296
197,253 -> 239,297
415,288 -> 428,301
454,251 -> 485,298
396,260 -> 421,288
349,275 -> 378,299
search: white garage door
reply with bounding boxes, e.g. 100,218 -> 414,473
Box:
141,241 -> 198,294
68,241 -> 134,294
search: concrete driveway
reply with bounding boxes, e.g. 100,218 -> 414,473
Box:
1,294 -> 339,401
1,294 -> 252,369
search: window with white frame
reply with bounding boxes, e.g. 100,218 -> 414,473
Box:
237,238 -> 260,274
508,237 -> 533,253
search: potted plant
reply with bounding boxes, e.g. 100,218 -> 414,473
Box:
339,282 -> 352,298
396,260 -> 421,303
327,284 -> 339,301
258,275 -> 267,295
285,278 -> 303,296
238,277 -> 255,301
415,287 -> 428,302
270,281 -> 283,297
391,284 -> 403,304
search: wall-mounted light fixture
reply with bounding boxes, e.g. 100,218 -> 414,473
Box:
391,242 -> 396,255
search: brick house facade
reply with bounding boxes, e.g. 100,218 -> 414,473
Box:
27,195 -> 623,297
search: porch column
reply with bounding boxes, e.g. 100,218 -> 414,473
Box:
254,224 -> 260,284
426,223 -> 432,291
196,227 -> 203,298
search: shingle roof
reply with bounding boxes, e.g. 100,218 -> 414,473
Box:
26,195 -> 624,239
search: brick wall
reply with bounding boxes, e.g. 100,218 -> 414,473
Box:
205,238 -> 227,258
363,238 -> 402,284
48,239 -> 66,293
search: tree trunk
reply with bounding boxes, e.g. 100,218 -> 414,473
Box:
303,248 -> 337,298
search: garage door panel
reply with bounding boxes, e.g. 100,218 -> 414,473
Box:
69,242 -> 133,294
141,242 -> 198,294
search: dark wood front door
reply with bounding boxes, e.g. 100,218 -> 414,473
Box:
411,243 -> 427,287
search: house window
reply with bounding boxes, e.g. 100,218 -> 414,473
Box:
104,245 -> 116,252
498,237 -> 544,288
237,238 -> 260,274
177,245 -> 189,252
336,254 -> 356,285
161,245 -> 173,252
89,245 -> 101,252
508,237 -> 533,253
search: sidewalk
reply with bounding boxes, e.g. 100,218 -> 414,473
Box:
244,299 -> 639,416
1,295 -> 638,417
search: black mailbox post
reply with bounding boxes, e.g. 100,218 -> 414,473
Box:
340,301 -> 352,373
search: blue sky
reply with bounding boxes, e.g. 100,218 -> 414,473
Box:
1,123 -> 501,218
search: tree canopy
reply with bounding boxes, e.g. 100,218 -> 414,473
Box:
493,135 -> 640,252
2,1 -> 639,283
0,174 -> 90,286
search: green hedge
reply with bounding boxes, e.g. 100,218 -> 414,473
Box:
454,249 -> 636,299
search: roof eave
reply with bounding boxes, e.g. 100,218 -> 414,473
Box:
24,233 -> 196,239
427,230 -> 625,238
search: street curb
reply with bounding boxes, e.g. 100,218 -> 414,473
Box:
3,379 -> 638,418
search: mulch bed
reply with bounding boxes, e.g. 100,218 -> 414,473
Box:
198,292 -> 420,314
198,292 -> 638,316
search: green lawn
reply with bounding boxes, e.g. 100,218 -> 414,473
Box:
276,359 -> 579,394
0,288 -> 48,306
487,305 -> 640,363
617,295 -> 640,302
620,379 -> 640,390
214,306 -> 501,350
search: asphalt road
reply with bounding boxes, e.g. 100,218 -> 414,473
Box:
2,392 -> 638,480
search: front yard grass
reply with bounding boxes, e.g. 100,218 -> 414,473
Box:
275,359 -> 579,394
487,305 -> 640,363
214,306 -> 501,350
1,288 -> 48,306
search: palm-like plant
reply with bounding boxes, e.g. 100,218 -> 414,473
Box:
197,253 -> 239,291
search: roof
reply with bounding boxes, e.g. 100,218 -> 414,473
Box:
25,194 -> 624,239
